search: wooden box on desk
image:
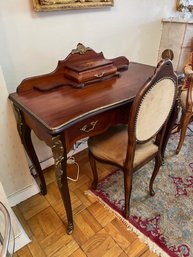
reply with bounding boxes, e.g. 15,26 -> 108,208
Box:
63,58 -> 117,83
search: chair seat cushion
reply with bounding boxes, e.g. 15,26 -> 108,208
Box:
180,90 -> 193,110
88,125 -> 158,168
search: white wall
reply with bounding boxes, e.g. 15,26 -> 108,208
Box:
0,66 -> 32,196
0,66 -> 39,203
0,0 -> 178,93
0,0 -> 179,199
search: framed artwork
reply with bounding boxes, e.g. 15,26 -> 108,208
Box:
32,0 -> 114,11
176,0 -> 193,11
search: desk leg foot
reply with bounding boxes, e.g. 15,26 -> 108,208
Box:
40,184 -> 47,195
52,135 -> 74,234
67,222 -> 74,235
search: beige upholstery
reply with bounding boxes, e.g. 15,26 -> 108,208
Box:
180,89 -> 193,110
88,125 -> 158,167
136,79 -> 176,141
184,65 -> 193,75
184,52 -> 193,76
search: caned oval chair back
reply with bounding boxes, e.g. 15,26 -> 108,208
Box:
135,78 -> 176,142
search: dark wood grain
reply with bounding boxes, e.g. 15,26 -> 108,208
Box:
9,62 -> 154,135
8,46 -> 155,234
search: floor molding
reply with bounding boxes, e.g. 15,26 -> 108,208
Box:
12,210 -> 31,253
8,177 -> 40,207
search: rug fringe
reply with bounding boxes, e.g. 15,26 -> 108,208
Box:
85,190 -> 170,257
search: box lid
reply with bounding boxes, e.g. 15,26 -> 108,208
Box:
64,58 -> 113,72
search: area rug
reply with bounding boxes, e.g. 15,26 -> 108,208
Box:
87,128 -> 193,257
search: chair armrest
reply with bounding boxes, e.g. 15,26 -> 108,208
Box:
184,65 -> 193,76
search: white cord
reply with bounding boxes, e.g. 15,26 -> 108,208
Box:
29,139 -> 86,180
67,156 -> 80,182
66,138 -> 87,181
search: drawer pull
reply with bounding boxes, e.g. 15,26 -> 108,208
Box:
80,120 -> 98,133
94,72 -> 104,78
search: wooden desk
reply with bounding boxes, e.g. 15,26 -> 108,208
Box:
9,45 -> 162,234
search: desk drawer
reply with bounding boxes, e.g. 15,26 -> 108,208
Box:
65,113 -> 112,150
64,104 -> 131,152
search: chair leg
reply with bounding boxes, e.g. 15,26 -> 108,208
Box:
176,112 -> 192,154
149,154 -> 162,196
124,168 -> 133,218
88,150 -> 98,189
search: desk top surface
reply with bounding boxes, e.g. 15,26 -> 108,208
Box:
9,62 -> 155,133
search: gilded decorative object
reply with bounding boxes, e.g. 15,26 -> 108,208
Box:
52,135 -> 64,188
161,49 -> 174,61
71,43 -> 92,55
32,0 -> 114,11
176,0 -> 193,12
80,120 -> 98,132
67,222 -> 74,235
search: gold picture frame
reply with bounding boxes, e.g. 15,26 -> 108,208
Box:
176,0 -> 193,12
32,0 -> 114,11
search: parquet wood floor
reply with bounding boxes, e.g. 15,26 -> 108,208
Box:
13,149 -> 158,257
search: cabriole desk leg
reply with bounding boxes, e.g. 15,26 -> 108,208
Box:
52,135 -> 74,234
14,107 -> 47,195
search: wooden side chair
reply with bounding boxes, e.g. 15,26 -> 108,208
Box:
176,53 -> 193,154
88,59 -> 178,217
176,76 -> 193,154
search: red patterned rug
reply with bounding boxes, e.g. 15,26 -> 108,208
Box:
87,130 -> 193,257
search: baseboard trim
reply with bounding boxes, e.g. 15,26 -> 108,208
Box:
14,230 -> 31,252
11,209 -> 31,253
8,177 -> 40,207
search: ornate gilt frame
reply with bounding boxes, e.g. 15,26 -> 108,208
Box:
32,0 -> 114,11
176,0 -> 193,12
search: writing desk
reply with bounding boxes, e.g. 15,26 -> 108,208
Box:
8,44 -> 173,234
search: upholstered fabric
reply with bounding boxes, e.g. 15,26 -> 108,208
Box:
136,78 -> 175,142
88,125 -> 158,168
183,52 -> 193,89
180,89 -> 193,110
184,52 -> 193,76
184,65 -> 193,75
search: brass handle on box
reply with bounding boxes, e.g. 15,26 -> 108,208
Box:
80,120 -> 98,133
94,72 -> 104,78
